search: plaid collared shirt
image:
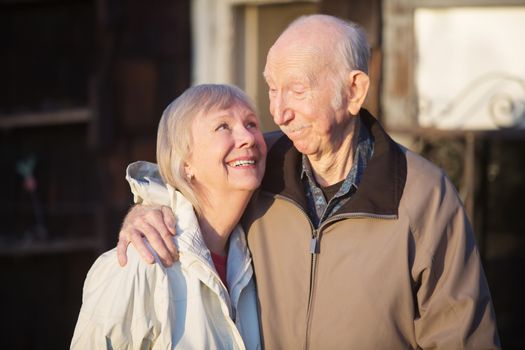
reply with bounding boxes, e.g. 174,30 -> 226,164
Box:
301,118 -> 374,228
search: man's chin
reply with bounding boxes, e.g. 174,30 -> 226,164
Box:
290,140 -> 315,155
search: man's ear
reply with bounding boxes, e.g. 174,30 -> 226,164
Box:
346,70 -> 370,115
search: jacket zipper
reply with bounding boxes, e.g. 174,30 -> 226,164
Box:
272,194 -> 321,350
324,212 -> 398,222
305,227 -> 320,350
271,194 -> 397,350
272,193 -> 397,350
305,213 -> 396,349
230,258 -> 254,321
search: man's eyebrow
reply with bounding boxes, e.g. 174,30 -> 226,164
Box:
306,71 -> 317,86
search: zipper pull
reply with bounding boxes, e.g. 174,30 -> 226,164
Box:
310,236 -> 320,254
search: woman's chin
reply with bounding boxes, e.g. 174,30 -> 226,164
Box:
227,178 -> 261,193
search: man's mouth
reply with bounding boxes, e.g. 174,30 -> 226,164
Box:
282,124 -> 309,135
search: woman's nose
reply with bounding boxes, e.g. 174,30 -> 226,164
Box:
235,126 -> 256,148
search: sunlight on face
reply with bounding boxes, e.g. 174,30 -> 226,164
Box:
185,103 -> 267,200
264,41 -> 350,158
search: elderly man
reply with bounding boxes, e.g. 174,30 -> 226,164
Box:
117,14 -> 500,349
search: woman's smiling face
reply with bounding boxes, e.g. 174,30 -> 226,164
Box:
184,102 -> 267,199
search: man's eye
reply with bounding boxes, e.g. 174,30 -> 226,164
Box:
215,123 -> 230,131
292,87 -> 306,95
269,88 -> 277,96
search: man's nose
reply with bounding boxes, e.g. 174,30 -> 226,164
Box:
271,93 -> 293,126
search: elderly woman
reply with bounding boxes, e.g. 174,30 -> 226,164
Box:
71,84 -> 265,349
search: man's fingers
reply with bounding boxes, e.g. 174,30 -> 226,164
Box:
128,228 -> 156,264
161,206 -> 179,261
161,206 -> 177,235
137,221 -> 174,266
119,204 -> 178,266
117,234 -> 129,267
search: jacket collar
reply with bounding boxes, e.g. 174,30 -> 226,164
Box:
167,186 -> 253,313
260,109 -> 407,217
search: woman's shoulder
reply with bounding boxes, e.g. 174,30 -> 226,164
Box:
83,246 -> 178,296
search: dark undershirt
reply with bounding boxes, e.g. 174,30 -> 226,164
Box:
320,179 -> 345,202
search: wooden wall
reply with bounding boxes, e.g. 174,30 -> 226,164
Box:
0,0 -> 191,348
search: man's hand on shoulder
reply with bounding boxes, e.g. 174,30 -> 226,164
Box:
117,205 -> 178,267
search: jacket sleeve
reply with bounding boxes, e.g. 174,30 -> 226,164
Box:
70,249 -> 165,349
411,172 -> 500,349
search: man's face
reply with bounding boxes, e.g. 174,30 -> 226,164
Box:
263,41 -> 352,158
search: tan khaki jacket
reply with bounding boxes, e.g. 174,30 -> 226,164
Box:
242,109 -> 500,349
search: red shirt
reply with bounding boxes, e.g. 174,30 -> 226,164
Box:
211,251 -> 228,289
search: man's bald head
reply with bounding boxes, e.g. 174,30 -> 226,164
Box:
270,14 -> 370,77
262,15 -> 372,157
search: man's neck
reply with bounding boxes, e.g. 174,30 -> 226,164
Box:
307,118 -> 360,187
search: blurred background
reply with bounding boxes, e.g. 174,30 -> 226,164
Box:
1,0 -> 524,348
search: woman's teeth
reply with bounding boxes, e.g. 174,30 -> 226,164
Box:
229,160 -> 255,167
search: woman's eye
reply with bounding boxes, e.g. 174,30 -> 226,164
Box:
215,123 -> 230,131
247,121 -> 258,129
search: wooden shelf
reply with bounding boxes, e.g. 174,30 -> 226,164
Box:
0,238 -> 103,257
0,108 -> 92,130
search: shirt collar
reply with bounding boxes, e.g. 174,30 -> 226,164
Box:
300,117 -> 374,193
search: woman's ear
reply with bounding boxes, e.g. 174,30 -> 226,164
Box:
346,70 -> 370,116
184,163 -> 194,181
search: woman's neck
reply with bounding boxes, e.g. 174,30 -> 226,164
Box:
196,190 -> 252,256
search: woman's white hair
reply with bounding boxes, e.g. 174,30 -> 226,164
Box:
156,84 -> 257,214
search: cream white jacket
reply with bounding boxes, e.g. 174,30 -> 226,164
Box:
71,161 -> 261,350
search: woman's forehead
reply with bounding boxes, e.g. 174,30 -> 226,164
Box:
199,102 -> 256,119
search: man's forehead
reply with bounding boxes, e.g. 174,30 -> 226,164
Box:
264,48 -> 324,83
271,35 -> 321,57
264,69 -> 312,84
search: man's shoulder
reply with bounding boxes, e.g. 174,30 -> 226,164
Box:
401,147 -> 464,217
263,130 -> 285,150
263,130 -> 296,167
403,147 -> 445,184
